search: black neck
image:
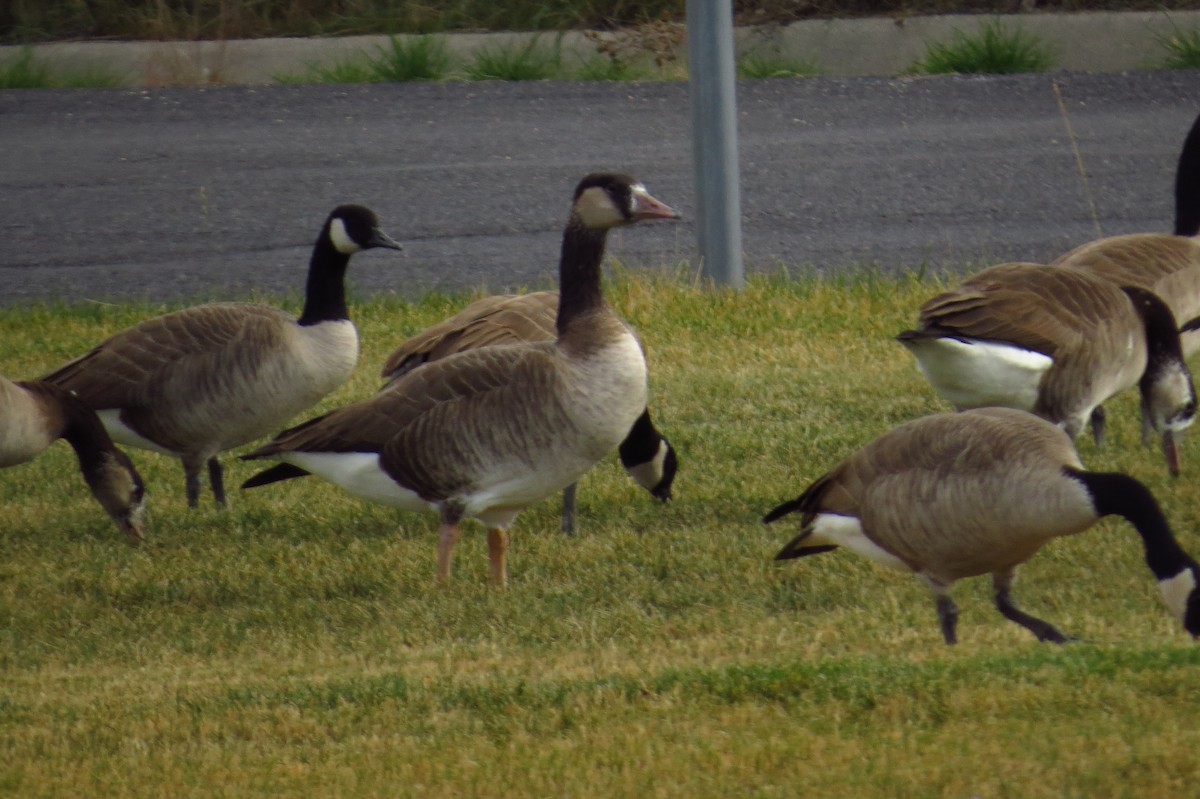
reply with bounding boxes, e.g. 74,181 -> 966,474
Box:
298,234 -> 351,326
1065,468 -> 1197,579
1175,111 -> 1200,237
618,408 -> 661,467
57,395 -> 119,479
1123,286 -> 1185,383
555,218 -> 609,336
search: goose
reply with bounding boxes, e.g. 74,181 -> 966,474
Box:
1052,109 -> 1200,354
378,290 -> 677,534
240,173 -> 681,586
39,204 -> 402,508
764,407 -> 1200,644
1,376 -> 145,541
896,262 -> 1196,474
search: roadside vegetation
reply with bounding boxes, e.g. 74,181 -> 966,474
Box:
0,45 -> 121,87
4,271 -> 1200,796
907,18 -> 1058,73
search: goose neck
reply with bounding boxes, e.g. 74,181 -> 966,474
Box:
1175,112 -> 1200,237
298,237 -> 351,326
555,220 -> 609,337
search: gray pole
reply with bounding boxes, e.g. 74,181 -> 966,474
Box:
686,0 -> 744,289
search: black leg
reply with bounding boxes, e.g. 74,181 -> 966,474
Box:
935,594 -> 959,645
1089,406 -> 1106,448
184,462 -> 201,508
561,483 -> 577,536
993,571 -> 1072,643
208,457 -> 226,507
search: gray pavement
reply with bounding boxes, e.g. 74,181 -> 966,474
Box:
0,67 -> 1198,306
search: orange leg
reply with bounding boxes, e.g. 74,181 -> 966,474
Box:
437,522 -> 461,584
488,527 -> 508,588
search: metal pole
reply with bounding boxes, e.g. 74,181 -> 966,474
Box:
686,0 -> 744,289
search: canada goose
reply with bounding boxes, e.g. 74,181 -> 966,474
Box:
1052,108 -> 1200,354
40,205 -> 402,508
1,376 -> 145,541
765,407 -> 1200,644
897,262 -> 1196,474
378,290 -> 677,534
241,173 -> 681,586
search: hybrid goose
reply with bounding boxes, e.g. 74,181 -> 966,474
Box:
765,407 -> 1200,644
379,290 -> 677,534
1053,108 -> 1200,355
897,262 -> 1196,474
40,205 -> 402,508
1,376 -> 145,541
241,173 -> 681,586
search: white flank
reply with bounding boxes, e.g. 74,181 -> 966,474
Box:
1158,568 -> 1197,622
907,337 -> 1051,411
626,440 -> 670,491
810,513 -> 910,571
328,218 -> 361,255
283,451 -> 429,511
96,409 -> 177,456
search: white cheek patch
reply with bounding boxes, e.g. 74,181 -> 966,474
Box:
626,440 -> 669,491
328,218 -> 361,254
1158,568 -> 1197,621
575,186 -> 625,229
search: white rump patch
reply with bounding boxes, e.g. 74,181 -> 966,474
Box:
810,513 -> 910,572
96,410 -> 176,456
328,218 -> 361,255
1158,568 -> 1197,622
906,337 -> 1051,411
283,451 -> 428,511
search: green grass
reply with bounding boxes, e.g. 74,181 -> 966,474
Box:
737,51 -> 822,79
909,18 -> 1059,75
464,35 -> 563,81
278,34 -> 453,84
1157,24 -> 1200,68
4,271 -> 1200,796
0,45 -> 121,87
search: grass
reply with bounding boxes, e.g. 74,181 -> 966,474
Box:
1157,24 -> 1200,68
277,34 -> 452,84
908,18 -> 1058,75
0,45 -> 121,88
737,51 -> 822,79
464,35 -> 562,81
4,271 -> 1200,796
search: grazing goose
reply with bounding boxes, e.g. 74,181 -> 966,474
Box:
897,262 -> 1196,474
1053,108 -> 1200,354
765,407 -> 1200,644
1,376 -> 145,541
40,205 -> 402,508
241,173 -> 681,586
378,290 -> 677,534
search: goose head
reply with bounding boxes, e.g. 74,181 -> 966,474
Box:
1157,562 -> 1200,637
571,173 -> 681,231
83,449 -> 146,542
1126,286 -> 1197,476
325,204 -> 404,254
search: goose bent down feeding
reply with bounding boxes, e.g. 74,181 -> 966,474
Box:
897,262 -> 1197,474
241,173 -> 681,586
378,290 -> 677,534
39,205 -> 402,508
764,407 -> 1200,644
1053,108 -> 1200,355
1,376 -> 145,540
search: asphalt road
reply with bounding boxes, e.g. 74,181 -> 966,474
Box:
1,70 -> 1197,306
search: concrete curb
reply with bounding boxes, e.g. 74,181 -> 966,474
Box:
3,10 -> 1199,87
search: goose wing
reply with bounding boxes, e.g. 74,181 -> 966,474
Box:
250,343 -> 565,502
381,292 -> 559,379
909,264 -> 1127,357
42,303 -> 291,409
